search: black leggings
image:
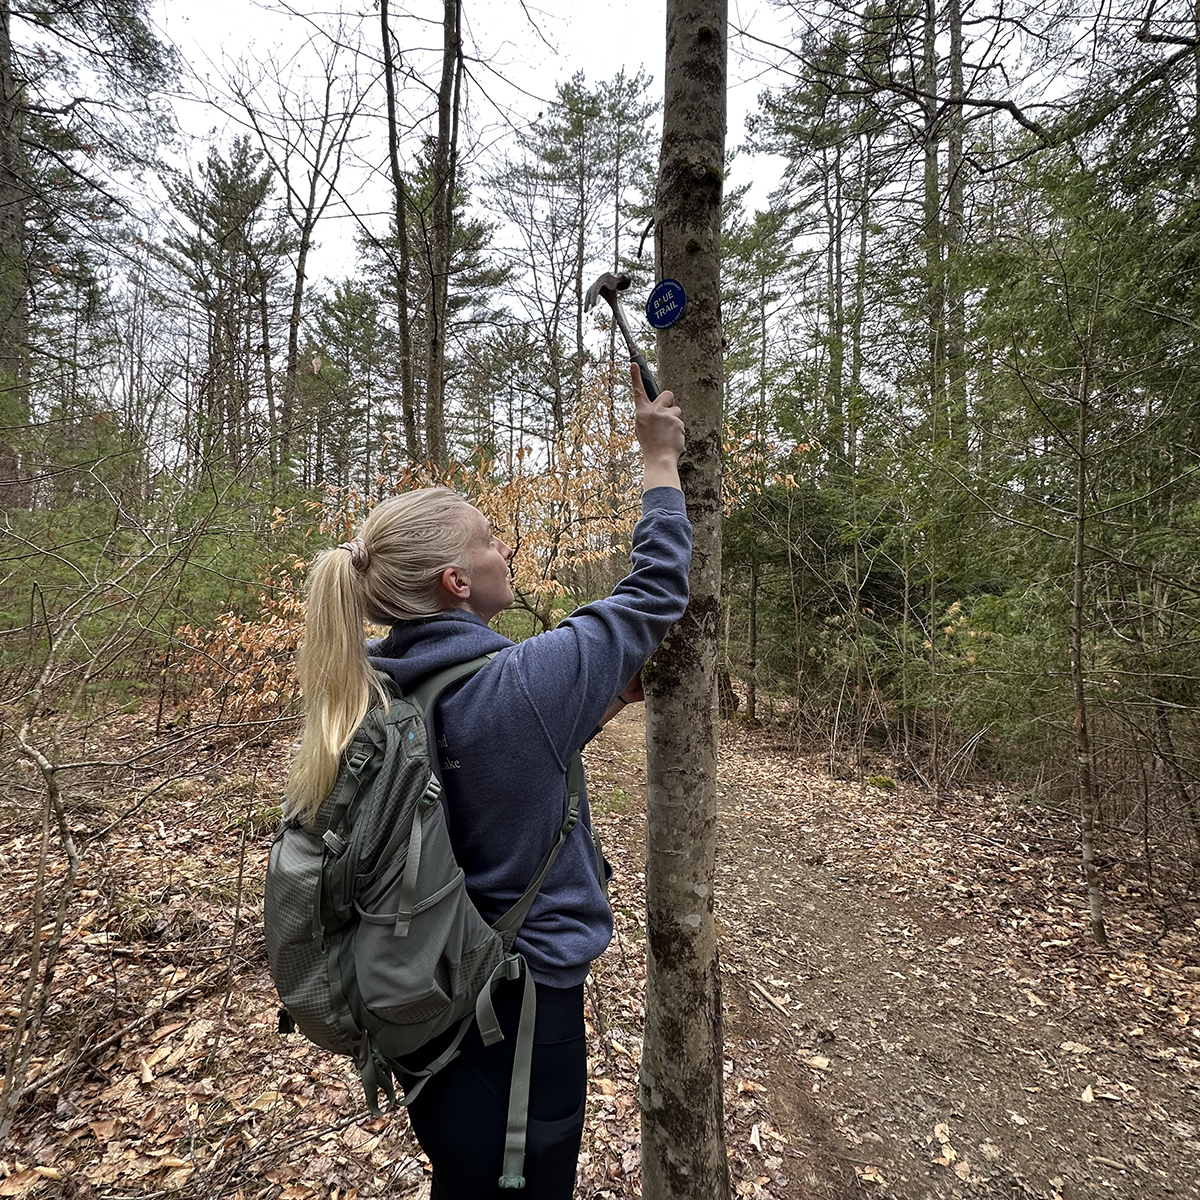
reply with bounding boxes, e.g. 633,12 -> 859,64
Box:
404,980 -> 587,1200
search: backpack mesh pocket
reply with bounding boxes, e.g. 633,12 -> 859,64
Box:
264,825 -> 362,1056
352,712 -> 427,882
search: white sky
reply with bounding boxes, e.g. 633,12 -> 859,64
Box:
152,0 -> 793,284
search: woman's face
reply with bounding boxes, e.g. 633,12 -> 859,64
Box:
462,508 -> 514,623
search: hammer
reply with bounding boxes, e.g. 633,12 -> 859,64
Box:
583,271 -> 660,400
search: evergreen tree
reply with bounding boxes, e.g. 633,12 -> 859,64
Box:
163,137 -> 292,475
0,0 -> 174,504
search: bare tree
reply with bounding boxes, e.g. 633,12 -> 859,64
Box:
640,3 -> 731,1197
227,30 -> 367,474
380,0 -> 420,463
0,2 -> 26,504
423,0 -> 464,468
0,481 -> 244,1140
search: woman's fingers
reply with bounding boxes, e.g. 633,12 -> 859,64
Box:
630,360 -> 648,403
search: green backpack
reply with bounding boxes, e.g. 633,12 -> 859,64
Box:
263,654 -> 587,1190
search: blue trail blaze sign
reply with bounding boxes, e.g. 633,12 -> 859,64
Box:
646,279 -> 686,329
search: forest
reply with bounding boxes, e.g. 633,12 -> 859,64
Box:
1,0 -> 1199,1197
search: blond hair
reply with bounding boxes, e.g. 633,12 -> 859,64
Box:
284,489 -> 478,826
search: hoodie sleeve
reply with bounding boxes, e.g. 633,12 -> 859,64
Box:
509,486 -> 692,766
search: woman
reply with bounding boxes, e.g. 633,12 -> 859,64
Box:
284,365 -> 691,1197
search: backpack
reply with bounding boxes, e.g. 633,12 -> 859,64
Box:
263,654 -> 588,1190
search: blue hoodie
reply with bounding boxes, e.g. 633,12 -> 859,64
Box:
368,486 -> 692,987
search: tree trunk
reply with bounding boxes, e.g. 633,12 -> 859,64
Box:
849,134 -> 870,477
0,0 -> 28,506
281,234 -> 305,467
640,6 -> 730,1199
922,0 -> 945,798
822,148 -> 845,468
1153,698 -> 1200,846
747,559 -> 758,722
922,0 -> 945,442
1072,358 -> 1108,947
574,152 -> 585,418
945,0 -> 967,463
423,0 -> 461,469
259,275 -> 276,483
380,0 -> 420,464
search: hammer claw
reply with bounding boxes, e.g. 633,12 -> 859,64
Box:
584,269 -> 655,394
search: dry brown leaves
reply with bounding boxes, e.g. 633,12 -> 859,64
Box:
2,708 -> 1198,1200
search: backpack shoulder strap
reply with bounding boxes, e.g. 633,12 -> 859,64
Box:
400,653 -> 497,783
491,750 -> 585,945
405,652 -> 498,713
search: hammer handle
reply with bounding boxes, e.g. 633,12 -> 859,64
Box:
633,353 -> 659,401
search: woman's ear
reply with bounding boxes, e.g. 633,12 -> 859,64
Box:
440,565 -> 471,602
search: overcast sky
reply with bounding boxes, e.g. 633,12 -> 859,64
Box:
151,0 -> 793,283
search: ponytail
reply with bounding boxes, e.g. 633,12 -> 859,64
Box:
283,489 -> 477,826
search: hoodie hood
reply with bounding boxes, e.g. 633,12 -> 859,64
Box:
369,610 -> 513,689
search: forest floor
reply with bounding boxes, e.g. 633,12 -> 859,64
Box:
1,706 -> 1198,1200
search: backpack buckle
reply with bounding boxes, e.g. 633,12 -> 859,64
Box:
322,830 -> 347,855
346,746 -> 372,776
502,954 -> 522,982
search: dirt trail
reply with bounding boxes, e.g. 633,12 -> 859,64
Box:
590,715 -> 1200,1199
2,710 -> 1198,1200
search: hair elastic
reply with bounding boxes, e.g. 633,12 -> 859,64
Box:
339,538 -> 370,571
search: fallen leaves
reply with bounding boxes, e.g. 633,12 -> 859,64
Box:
930,1121 -> 958,1165
1,705 -> 1197,1200
0,1168 -> 61,1197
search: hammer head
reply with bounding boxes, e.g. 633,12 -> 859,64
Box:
583,270 -> 631,312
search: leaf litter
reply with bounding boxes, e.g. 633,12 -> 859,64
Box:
0,708 -> 1197,1198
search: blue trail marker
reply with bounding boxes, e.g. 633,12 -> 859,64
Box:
646,278 -> 686,329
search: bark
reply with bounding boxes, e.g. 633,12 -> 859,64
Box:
922,0 -> 944,798
0,0 -> 27,506
922,0 -> 945,441
785,488 -> 806,722
574,151 -> 585,416
747,559 -> 758,722
945,0 -> 967,462
1153,699 -> 1200,845
1072,358 -> 1108,948
423,0 -> 462,469
641,5 -> 730,1199
380,0 -> 419,462
849,135 -> 870,477
822,148 -> 845,467
259,276 -> 276,480
281,235 -> 306,463
929,573 -> 943,798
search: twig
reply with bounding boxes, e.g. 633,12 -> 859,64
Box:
749,978 -> 790,1016
17,964 -> 229,1100
585,973 -> 617,1073
209,780 -> 256,1064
